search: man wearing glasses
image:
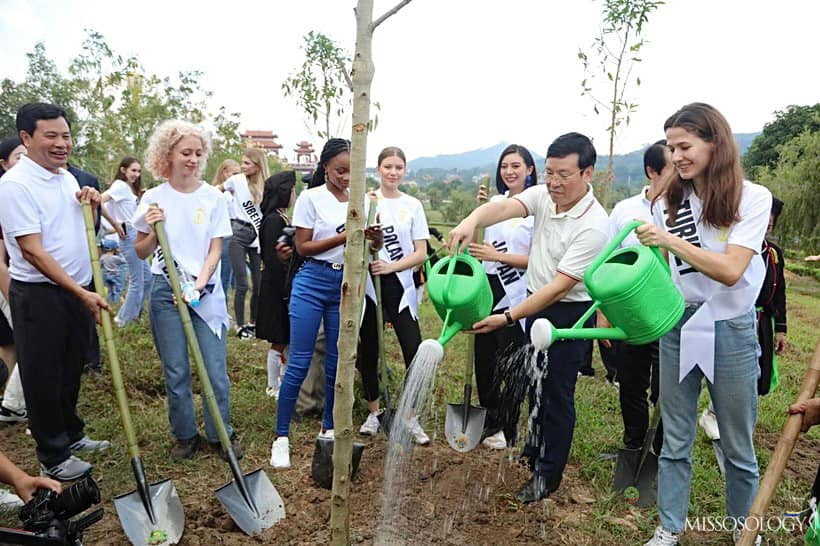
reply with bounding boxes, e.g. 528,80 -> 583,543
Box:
448,132 -> 608,504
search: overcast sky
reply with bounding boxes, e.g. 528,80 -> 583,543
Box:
2,0 -> 818,165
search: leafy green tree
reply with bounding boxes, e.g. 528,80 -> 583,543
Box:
427,186 -> 443,210
578,0 -> 663,207
282,31 -> 352,140
742,104 -> 820,178
442,188 -> 476,223
756,129 -> 819,252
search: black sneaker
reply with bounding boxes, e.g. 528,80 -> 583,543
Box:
0,404 -> 27,423
515,475 -> 560,504
171,435 -> 201,460
210,434 -> 243,462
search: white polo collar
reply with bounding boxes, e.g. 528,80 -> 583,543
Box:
17,155 -> 68,182
550,184 -> 597,219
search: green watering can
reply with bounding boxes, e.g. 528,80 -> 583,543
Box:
426,250 -> 493,346
530,220 -> 685,350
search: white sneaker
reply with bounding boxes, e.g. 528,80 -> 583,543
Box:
482,430 -> 507,450
699,408 -> 721,440
644,526 -> 679,546
0,488 -> 23,509
408,416 -> 429,445
269,437 -> 290,469
359,412 -> 380,436
265,386 -> 280,399
318,428 -> 334,441
733,529 -> 762,545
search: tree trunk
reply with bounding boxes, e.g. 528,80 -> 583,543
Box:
330,1 -> 375,544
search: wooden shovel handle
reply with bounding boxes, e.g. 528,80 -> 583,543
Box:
737,340 -> 820,546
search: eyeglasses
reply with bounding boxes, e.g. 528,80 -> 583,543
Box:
545,169 -> 582,182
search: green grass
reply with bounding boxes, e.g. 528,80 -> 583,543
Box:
1,275 -> 817,545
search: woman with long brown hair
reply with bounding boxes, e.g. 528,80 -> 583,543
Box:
101,156 -> 151,327
638,103 -> 771,546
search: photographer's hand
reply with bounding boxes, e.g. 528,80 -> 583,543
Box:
13,475 -> 62,503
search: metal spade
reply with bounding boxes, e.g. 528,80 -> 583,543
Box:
445,335 -> 486,453
82,203 -> 184,545
153,214 -> 284,535
614,401 -> 661,507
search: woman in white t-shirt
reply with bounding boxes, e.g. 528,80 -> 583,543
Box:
356,147 -> 431,443
211,159 -> 240,298
270,138 -> 381,470
217,148 -> 268,339
637,103 -> 771,546
467,144 -> 535,450
100,157 -> 151,327
133,120 -> 241,462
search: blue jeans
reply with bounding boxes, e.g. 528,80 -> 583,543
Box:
658,305 -> 759,532
220,235 -> 233,298
149,275 -> 233,443
103,269 -> 124,303
276,260 -> 342,436
116,226 -> 152,325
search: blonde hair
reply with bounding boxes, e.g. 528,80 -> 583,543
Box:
243,147 -> 269,204
145,119 -> 212,180
212,158 -> 240,186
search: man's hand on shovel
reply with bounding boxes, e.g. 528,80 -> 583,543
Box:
78,194 -> 110,323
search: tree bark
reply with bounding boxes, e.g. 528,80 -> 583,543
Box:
331,2 -> 411,543
330,2 -> 375,544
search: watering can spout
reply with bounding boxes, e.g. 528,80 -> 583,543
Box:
436,310 -> 463,347
530,318 -> 628,351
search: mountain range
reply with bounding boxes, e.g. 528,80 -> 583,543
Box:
407,134 -> 759,187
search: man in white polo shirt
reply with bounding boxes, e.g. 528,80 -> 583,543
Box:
0,103 -> 110,482
449,132 -> 608,503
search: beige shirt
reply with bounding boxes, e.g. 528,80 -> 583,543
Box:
514,184 -> 608,302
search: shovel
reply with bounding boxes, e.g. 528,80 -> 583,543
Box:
152,214 -> 284,536
614,400 -> 661,507
445,336 -> 486,452
81,203 -> 184,545
372,251 -> 395,437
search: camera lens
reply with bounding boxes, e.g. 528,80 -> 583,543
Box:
51,477 -> 101,520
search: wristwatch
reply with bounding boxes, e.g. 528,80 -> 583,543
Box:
504,310 -> 515,327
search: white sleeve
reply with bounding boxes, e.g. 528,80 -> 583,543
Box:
607,205 -> 622,241
0,183 -> 41,238
410,200 -> 430,240
556,227 -> 609,281
508,218 -> 533,256
728,184 -> 772,252
105,181 -> 131,202
210,193 -> 233,239
512,185 -> 545,218
292,191 -> 316,229
131,191 -> 153,234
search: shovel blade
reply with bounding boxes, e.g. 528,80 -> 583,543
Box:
215,469 -> 285,536
614,447 -> 658,507
311,438 -> 366,489
113,479 -> 184,545
444,403 -> 486,453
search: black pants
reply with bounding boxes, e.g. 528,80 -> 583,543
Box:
474,274 -> 527,441
229,219 -> 261,326
356,273 -> 421,402
617,340 -> 663,451
757,310 -> 775,395
523,300 -> 594,484
10,280 -> 91,466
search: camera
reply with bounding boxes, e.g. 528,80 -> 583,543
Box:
277,226 -> 296,248
0,476 -> 104,545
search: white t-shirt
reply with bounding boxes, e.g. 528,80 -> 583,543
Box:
514,184 -> 609,302
483,193 -> 533,312
224,174 -> 262,248
653,180 -> 771,306
132,182 -> 232,279
292,185 -> 351,264
607,186 -> 653,248
103,179 -> 138,225
0,155 -> 92,285
376,190 -> 429,264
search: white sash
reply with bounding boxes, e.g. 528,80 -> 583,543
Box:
154,245 -> 228,338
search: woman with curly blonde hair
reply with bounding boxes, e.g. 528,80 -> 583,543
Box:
132,120 -> 241,461
217,148 -> 268,338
